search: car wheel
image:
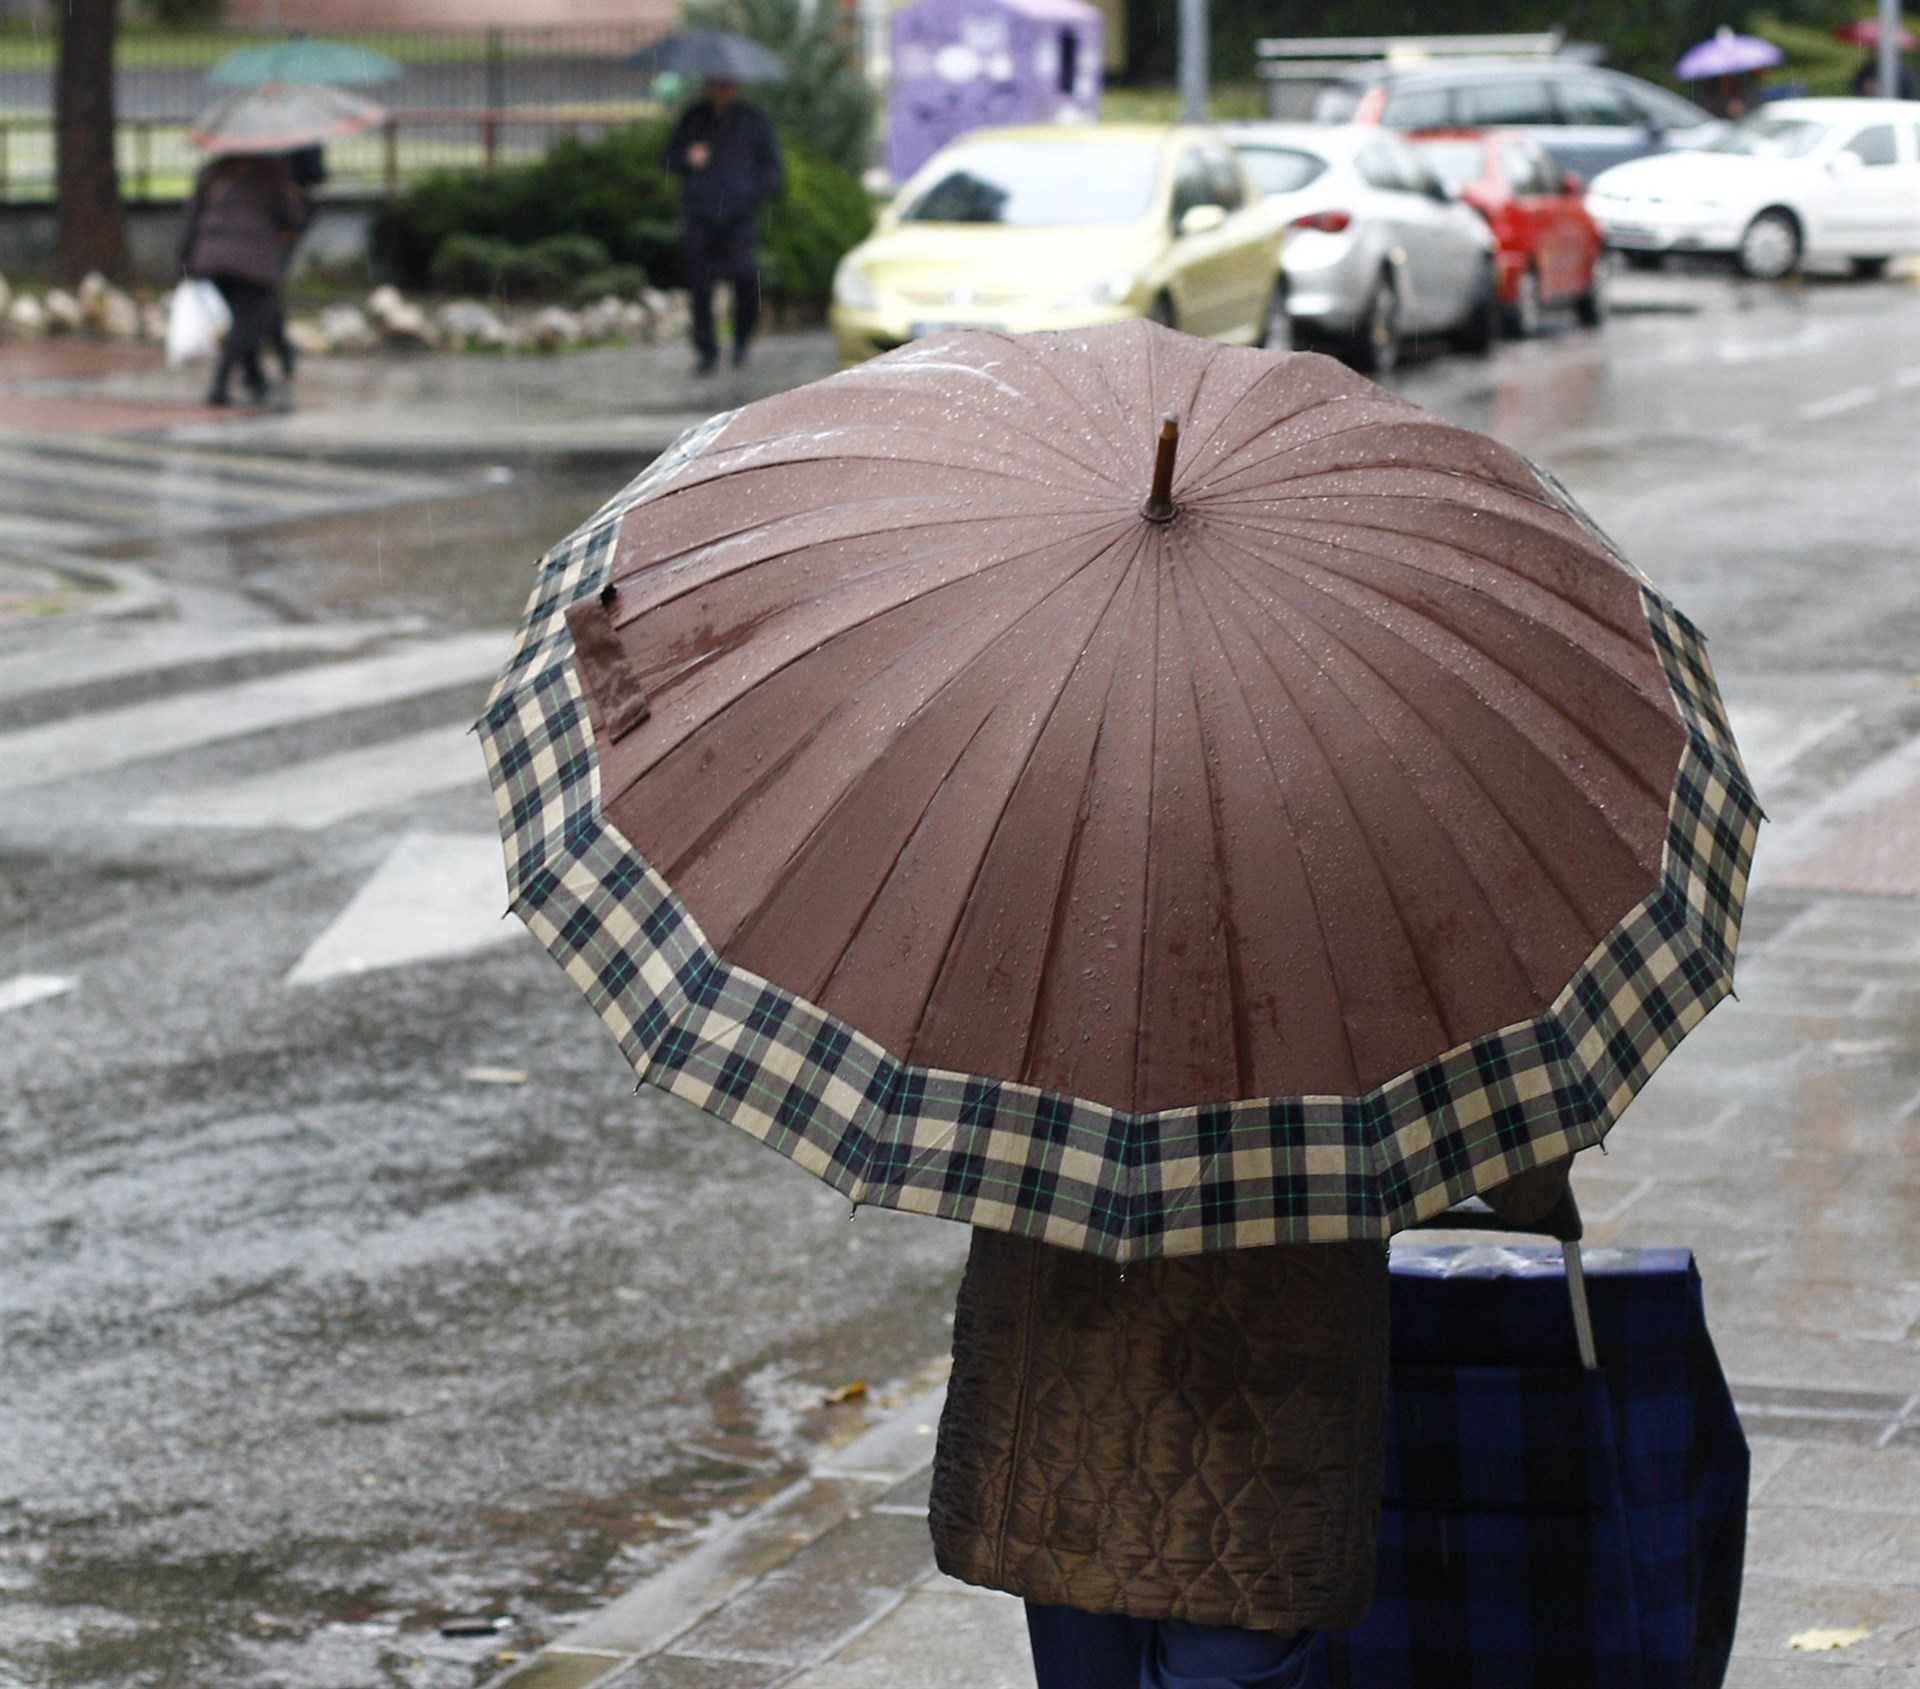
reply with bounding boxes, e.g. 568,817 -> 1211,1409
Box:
1622,250 -> 1664,272
1147,292 -> 1176,329
1257,278 -> 1291,351
1737,209 -> 1801,281
1451,261 -> 1498,355
1575,253 -> 1610,328
1350,272 -> 1401,375
1850,256 -> 1890,280
1503,267 -> 1543,339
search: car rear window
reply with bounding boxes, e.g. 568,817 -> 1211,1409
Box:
1706,117 -> 1829,159
1555,78 -> 1643,126
900,140 -> 1164,225
1414,138 -> 1485,189
1235,146 -> 1329,195
1455,80 -> 1558,126
1382,87 -> 1454,128
1263,77 -> 1361,122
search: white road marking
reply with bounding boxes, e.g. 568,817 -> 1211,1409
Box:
1752,730 -> 1920,895
1894,367 -> 1920,390
0,619 -> 423,706
1725,702 -> 1857,787
287,831 -> 518,986
1795,385 -> 1877,421
131,721 -> 479,830
0,633 -> 507,791
0,973 -> 78,1014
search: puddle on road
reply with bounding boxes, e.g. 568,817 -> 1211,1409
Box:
95,463 -> 630,632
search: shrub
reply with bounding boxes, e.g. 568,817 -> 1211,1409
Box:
373,121 -> 870,306
427,233 -> 512,296
493,247 -> 574,301
573,265 -> 652,303
529,233 -> 613,279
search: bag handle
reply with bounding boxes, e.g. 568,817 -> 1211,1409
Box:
1408,1188 -> 1598,1372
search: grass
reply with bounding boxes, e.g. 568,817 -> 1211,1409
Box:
1100,83 -> 1269,124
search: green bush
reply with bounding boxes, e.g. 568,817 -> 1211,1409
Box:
494,247 -> 574,301
760,143 -> 874,303
529,233 -> 613,279
573,265 -> 652,303
427,233 -> 512,296
373,120 -> 869,306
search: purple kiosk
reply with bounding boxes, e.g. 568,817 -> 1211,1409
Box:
887,0 -> 1103,188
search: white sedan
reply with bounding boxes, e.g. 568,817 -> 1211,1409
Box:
1584,98 -> 1920,279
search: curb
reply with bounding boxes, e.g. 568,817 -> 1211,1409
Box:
483,1387 -> 949,1689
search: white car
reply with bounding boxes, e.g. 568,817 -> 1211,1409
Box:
1225,123 -> 1499,374
1584,98 -> 1920,280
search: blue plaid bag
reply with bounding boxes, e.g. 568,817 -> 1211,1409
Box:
1327,1243 -> 1748,1689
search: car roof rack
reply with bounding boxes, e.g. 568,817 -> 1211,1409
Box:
1254,30 -> 1572,80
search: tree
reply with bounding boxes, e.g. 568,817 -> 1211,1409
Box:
56,0 -> 129,282
682,0 -> 877,177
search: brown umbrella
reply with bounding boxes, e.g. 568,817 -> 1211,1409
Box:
480,322 -> 1759,1260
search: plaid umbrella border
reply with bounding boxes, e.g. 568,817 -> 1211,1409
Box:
478,426 -> 1762,1264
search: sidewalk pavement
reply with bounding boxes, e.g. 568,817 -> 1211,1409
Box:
486,880 -> 1920,1688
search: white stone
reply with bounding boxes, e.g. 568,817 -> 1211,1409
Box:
100,288 -> 140,339
526,305 -> 583,349
578,296 -> 626,341
379,299 -> 437,347
287,317 -> 332,356
139,299 -> 169,342
7,295 -> 47,336
42,288 -> 83,332
318,303 -> 376,352
436,298 -> 510,349
365,283 -> 405,323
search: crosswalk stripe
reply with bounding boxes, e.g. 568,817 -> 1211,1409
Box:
0,631 -> 508,791
0,431 -> 444,496
0,973 -> 78,1014
0,619 -> 426,707
287,831 -> 517,985
132,721 -> 480,830
0,447 -> 401,520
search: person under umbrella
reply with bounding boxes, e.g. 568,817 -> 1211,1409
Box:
478,326 -> 1759,1688
178,151 -> 306,407
664,76 -> 783,374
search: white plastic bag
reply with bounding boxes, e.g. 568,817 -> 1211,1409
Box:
165,279 -> 230,368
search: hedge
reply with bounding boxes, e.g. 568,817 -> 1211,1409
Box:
372,122 -> 872,308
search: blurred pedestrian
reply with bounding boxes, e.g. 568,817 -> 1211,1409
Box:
665,78 -> 782,374
1850,54 -> 1918,97
179,152 -> 306,408
931,1157 -> 1571,1688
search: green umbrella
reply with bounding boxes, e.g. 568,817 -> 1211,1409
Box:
208,36 -> 403,89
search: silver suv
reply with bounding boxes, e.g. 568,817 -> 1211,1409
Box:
1262,60 -> 1722,184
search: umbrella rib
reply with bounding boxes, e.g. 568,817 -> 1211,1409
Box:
794,524 -> 1148,1007
1201,521 -> 1621,976
1004,524 -> 1156,1090
1202,510 -> 1675,785
646,519 -> 1136,883
980,336 -> 1139,496
1188,398 -> 1416,488
1177,549 -> 1365,1094
1128,532 -> 1167,1113
1183,536 -> 1466,1051
1202,502 -> 1656,652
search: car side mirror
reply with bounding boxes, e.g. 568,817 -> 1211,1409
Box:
1177,203 -> 1227,238
1562,169 -> 1584,195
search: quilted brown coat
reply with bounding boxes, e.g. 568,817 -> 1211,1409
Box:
928,1228 -> 1390,1631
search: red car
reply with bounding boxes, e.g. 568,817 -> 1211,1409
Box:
1411,129 -> 1609,336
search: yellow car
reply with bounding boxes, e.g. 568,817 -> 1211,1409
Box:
831,125 -> 1287,365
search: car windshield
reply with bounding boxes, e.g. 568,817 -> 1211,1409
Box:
1413,140 -> 1484,188
899,141 -> 1163,226
1706,118 -> 1830,159
1234,146 -> 1328,195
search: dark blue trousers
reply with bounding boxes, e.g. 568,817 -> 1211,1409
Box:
1026,1604 -> 1327,1689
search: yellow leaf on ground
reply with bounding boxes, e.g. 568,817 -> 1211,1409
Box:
824,1379 -> 868,1404
1788,1626 -> 1871,1652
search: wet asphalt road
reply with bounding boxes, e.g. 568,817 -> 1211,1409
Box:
2,264 -> 1917,1689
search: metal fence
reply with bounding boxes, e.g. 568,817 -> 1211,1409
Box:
0,15 -> 679,202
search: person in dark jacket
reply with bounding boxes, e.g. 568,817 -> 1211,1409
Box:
664,79 -> 782,374
180,152 -> 306,407
930,1157 -> 1574,1688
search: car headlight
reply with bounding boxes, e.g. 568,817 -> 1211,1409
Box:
833,262 -> 878,311
1051,271 -> 1136,312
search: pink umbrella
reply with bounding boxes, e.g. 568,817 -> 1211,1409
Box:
189,81 -> 385,154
